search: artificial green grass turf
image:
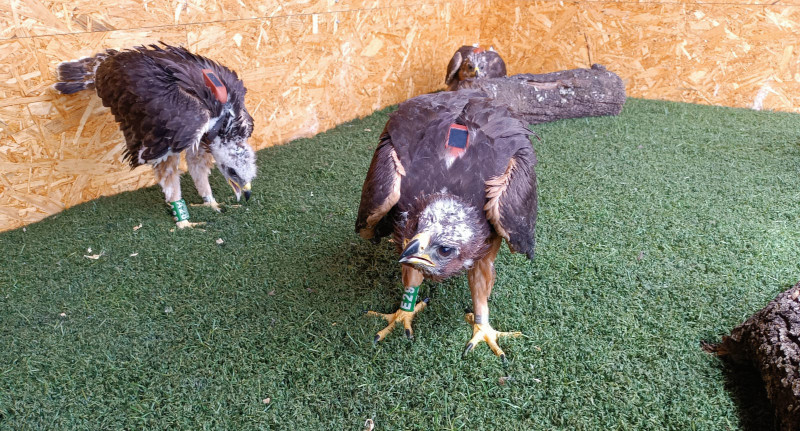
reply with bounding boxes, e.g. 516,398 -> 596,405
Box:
1,98 -> 799,429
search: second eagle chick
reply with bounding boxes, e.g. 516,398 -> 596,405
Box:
55,43 -> 256,228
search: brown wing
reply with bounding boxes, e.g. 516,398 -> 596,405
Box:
444,50 -> 463,86
94,44 -> 251,167
355,131 -> 406,241
484,143 -> 537,259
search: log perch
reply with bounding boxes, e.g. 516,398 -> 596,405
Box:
703,281 -> 800,431
456,64 -> 626,125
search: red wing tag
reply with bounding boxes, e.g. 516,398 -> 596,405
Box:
202,69 -> 228,103
471,46 -> 485,54
445,123 -> 469,158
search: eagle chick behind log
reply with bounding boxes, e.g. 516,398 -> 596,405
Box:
55,43 -> 256,228
445,45 -> 507,91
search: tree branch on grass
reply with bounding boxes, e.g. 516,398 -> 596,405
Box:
456,64 -> 626,125
703,281 -> 800,431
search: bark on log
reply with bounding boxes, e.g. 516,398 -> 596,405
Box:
703,281 -> 800,431
456,64 -> 626,125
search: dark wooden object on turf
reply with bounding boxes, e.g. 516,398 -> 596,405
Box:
456,64 -> 626,125
703,281 -> 800,431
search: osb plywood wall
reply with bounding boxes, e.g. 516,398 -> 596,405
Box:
484,0 -> 800,113
1,0 -> 799,232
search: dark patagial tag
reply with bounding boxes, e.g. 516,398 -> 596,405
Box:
445,123 -> 469,158
202,69 -> 228,103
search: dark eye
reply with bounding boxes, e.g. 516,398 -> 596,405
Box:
226,167 -> 237,178
438,246 -> 454,257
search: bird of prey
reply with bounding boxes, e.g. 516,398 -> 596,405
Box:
55,43 -> 256,228
445,45 -> 507,91
356,90 -> 538,360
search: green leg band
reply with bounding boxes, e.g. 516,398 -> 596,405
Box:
399,285 -> 420,312
169,199 -> 190,222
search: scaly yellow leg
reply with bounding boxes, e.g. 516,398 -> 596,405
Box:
462,237 -> 521,362
367,265 -> 427,342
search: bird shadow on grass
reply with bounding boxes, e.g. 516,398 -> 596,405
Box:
330,237 -> 401,297
711,360 -> 778,431
323,237 -> 454,331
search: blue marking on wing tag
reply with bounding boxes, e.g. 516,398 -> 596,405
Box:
447,127 -> 468,149
206,72 -> 223,87
445,124 -> 468,164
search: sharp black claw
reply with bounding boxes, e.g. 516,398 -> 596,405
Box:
373,335 -> 380,344
405,329 -> 413,340
500,354 -> 508,366
464,307 -> 473,314
462,343 -> 474,358
422,297 -> 430,304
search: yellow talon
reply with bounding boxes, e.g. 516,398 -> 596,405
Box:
175,220 -> 206,229
367,299 -> 429,342
190,200 -> 222,212
463,313 -> 521,361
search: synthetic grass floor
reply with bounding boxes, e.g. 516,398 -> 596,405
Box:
1,98 -> 799,430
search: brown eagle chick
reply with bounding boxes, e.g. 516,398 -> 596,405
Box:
54,43 -> 256,228
356,90 -> 538,361
445,45 -> 507,91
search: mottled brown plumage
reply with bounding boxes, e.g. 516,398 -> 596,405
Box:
444,46 -> 507,91
55,43 -> 256,227
356,90 -> 537,359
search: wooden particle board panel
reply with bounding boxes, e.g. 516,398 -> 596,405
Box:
681,5 -> 800,111
0,0 -> 425,41
480,1 -> 587,75
489,1 -> 800,110
579,2 -> 688,102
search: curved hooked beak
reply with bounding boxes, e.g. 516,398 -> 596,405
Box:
228,180 -> 252,202
399,232 -> 435,267
242,182 -> 251,201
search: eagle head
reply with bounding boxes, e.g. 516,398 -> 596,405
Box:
399,194 -> 491,280
207,108 -> 256,201
459,50 -> 490,81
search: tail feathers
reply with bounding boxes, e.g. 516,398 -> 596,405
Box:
54,81 -> 92,94
54,52 -> 110,94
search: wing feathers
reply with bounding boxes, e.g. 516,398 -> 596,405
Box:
355,136 -> 405,240
93,43 -> 247,166
484,147 -> 538,259
445,51 -> 463,86
484,158 -> 515,241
